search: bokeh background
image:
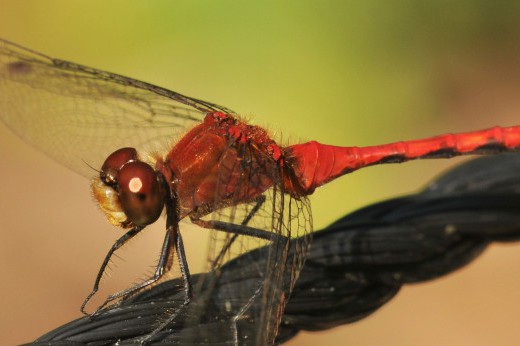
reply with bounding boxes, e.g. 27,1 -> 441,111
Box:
1,1 -> 520,345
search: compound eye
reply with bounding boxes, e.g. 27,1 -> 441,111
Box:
117,161 -> 165,226
101,147 -> 138,184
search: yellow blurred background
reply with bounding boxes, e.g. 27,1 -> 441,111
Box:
1,1 -> 520,345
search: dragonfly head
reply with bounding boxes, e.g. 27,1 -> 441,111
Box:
91,147 -> 166,228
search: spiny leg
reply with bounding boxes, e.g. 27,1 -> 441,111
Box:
190,196 -> 281,242
81,225 -> 145,315
191,218 -> 285,241
90,226 -> 178,316
138,227 -> 192,345
208,195 -> 266,267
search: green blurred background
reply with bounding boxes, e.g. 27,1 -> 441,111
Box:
1,1 -> 520,345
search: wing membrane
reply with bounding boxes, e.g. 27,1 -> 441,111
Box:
0,38 -> 233,177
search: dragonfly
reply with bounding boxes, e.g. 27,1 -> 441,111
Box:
1,38 -> 519,344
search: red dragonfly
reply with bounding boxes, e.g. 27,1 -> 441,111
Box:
1,38 -> 519,344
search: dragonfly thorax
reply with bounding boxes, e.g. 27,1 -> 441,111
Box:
92,147 -> 166,228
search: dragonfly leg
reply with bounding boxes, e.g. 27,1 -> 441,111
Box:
191,218 -> 285,240
88,225 -> 177,317
190,196 -> 283,242
210,195 -> 266,267
138,227 -> 193,344
80,225 -> 145,315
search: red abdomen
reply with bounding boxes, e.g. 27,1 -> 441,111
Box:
286,125 -> 520,194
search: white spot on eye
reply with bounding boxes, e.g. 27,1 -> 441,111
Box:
129,177 -> 143,193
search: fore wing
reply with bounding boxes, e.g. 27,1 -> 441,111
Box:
0,38 -> 233,178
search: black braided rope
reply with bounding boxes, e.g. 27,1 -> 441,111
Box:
31,153 -> 520,345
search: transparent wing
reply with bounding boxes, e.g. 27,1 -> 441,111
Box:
185,139 -> 312,344
0,38 -> 234,177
